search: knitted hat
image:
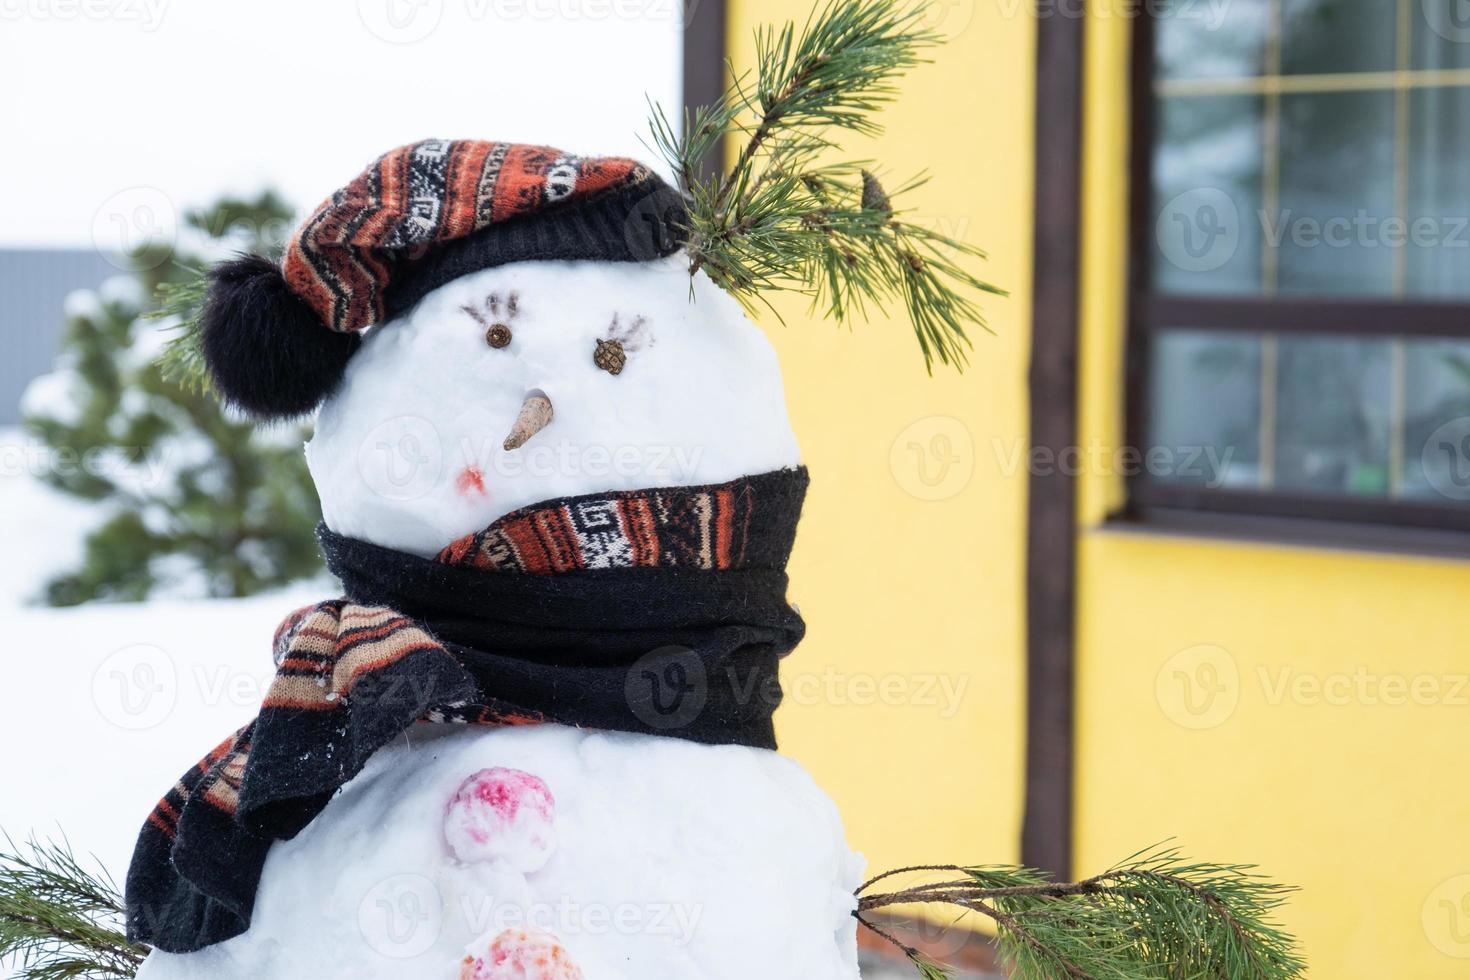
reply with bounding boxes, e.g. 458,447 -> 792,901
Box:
200,139 -> 688,420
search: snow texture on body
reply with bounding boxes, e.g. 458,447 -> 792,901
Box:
306,255 -> 802,557
136,724 -> 864,979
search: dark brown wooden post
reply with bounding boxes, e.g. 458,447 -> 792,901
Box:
1021,5 -> 1087,879
682,0 -> 727,185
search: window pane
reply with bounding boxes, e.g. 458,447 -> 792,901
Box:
1406,85 -> 1470,298
1149,332 -> 1470,503
1275,90 -> 1397,296
1155,0 -> 1269,80
1152,95 -> 1264,294
1273,336 -> 1393,494
1402,339 -> 1470,499
1148,330 -> 1262,488
1282,0 -> 1398,75
1413,0 -> 1470,69
1142,2 -> 1470,517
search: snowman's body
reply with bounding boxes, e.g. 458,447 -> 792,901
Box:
137,256 -> 864,979
138,725 -> 863,979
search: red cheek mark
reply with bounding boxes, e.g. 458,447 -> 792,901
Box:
456,465 -> 487,497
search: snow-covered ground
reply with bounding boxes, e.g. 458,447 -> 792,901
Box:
1,588 -> 322,876
0,427 -> 321,880
0,428 -> 98,607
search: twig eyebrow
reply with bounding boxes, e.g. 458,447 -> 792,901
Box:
461,291 -> 522,329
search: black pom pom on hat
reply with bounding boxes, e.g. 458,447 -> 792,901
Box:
199,255 -> 360,420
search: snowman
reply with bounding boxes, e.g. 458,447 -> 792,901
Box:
125,140 -> 865,979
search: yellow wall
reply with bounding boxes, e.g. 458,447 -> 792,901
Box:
724,1 -> 1037,882
727,2 -> 1470,977
1077,5 -> 1470,978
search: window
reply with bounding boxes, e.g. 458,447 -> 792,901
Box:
1126,0 -> 1470,542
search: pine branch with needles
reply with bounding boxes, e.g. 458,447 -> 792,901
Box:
0,835 -> 148,979
646,0 -> 1005,372
152,262 -> 212,394
856,845 -> 1306,979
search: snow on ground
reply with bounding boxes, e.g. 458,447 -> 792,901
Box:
0,426 -> 322,882
0,427 -> 98,605
0,587 -> 323,882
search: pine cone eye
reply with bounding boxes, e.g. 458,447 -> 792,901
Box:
464,293 -> 519,349
486,324 -> 512,349
594,338 -> 626,375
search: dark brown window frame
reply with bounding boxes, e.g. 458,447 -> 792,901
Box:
1117,10 -> 1470,552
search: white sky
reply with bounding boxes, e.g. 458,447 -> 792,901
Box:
0,0 -> 684,249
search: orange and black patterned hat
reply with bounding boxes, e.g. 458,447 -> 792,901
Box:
198,139 -> 687,420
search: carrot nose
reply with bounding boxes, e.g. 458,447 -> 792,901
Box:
502,392 -> 553,451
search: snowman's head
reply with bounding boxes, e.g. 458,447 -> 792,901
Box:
304,255 -> 800,557
191,141 -> 803,558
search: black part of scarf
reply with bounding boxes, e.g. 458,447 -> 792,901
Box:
317,520 -> 805,749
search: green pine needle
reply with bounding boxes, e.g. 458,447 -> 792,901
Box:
854,911 -> 957,979
858,844 -> 1306,979
0,834 -> 148,979
148,262 -> 213,395
906,952 -> 954,980
647,0 -> 1006,372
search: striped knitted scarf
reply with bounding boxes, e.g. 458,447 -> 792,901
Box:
125,468 -> 808,954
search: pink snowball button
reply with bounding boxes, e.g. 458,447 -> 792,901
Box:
459,928 -> 584,980
444,767 -> 557,872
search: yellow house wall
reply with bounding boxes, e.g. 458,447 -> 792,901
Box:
723,1 -> 1037,883
1077,5 -> 1470,978
726,2 -> 1469,976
